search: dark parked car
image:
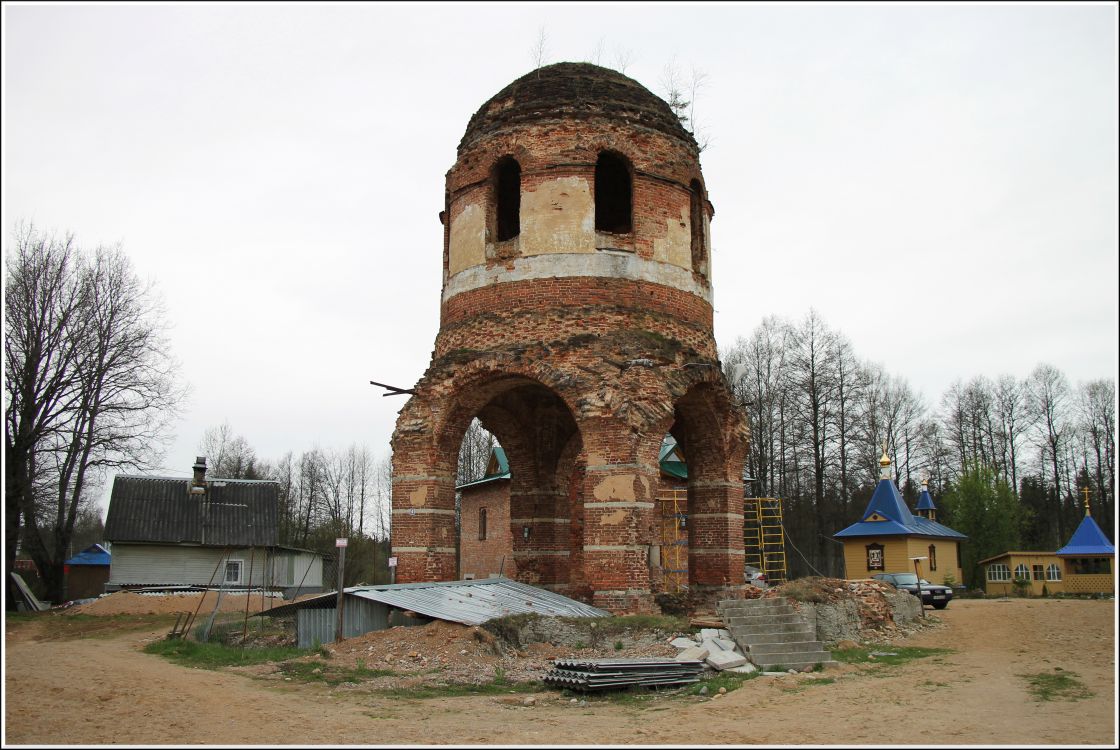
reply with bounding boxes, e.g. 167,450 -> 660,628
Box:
872,573 -> 953,609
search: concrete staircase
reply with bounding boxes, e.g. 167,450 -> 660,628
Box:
717,598 -> 833,672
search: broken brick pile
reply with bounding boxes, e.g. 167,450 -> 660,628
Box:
760,577 -> 908,635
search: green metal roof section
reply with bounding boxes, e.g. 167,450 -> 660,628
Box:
459,439 -> 688,490
457,446 -> 511,490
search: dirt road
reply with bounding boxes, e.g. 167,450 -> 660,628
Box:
4,598 -> 1116,745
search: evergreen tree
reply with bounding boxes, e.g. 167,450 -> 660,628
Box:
943,464 -> 1020,589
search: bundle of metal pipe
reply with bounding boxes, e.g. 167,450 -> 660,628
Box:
543,657 -> 705,692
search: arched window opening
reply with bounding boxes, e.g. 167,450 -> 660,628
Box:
595,152 -> 632,233
689,179 -> 706,273
928,544 -> 937,571
495,157 -> 521,242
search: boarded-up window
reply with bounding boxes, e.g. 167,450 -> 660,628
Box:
866,543 -> 885,571
595,152 -> 632,233
495,158 -> 521,241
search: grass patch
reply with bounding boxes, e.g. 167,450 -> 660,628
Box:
1019,669 -> 1093,702
144,637 -> 308,668
374,679 -> 542,700
595,614 -> 691,633
5,612 -> 41,622
830,645 -> 952,667
584,670 -> 761,707
278,660 -> 396,685
690,670 -> 760,695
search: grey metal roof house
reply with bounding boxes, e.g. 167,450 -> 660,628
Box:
104,457 -> 324,598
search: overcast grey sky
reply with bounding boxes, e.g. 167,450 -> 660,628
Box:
3,2 -> 1117,512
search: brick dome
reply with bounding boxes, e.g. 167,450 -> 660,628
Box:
460,62 -> 696,151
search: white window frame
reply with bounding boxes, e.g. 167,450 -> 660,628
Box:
224,559 -> 244,585
1046,564 -> 1062,581
1014,563 -> 1030,581
987,563 -> 1011,582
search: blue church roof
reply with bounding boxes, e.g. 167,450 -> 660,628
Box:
1056,513 -> 1115,557
835,478 -> 967,540
916,488 -> 936,511
64,543 -> 111,567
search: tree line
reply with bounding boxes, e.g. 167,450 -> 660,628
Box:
195,423 -> 394,587
721,309 -> 1115,587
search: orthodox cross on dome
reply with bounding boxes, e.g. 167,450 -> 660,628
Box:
1082,486 -> 1092,516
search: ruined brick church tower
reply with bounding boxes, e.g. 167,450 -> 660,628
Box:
390,63 -> 749,612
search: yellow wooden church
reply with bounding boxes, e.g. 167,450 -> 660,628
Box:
834,450 -> 967,585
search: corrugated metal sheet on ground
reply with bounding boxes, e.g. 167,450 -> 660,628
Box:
260,577 -> 608,625
544,657 -> 704,692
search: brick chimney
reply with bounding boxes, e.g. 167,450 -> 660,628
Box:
191,457 -> 207,492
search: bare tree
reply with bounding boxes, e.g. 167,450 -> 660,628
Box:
5,225 -> 185,603
457,418 -> 495,486
1028,364 -> 1073,545
994,374 -> 1033,494
1077,378 -> 1115,533
5,226 -> 87,606
529,26 -> 549,71
611,47 -> 634,74
588,37 -> 606,66
199,422 -> 259,479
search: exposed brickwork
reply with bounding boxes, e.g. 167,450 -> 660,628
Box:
439,277 -> 714,337
458,480 -> 515,580
391,63 -> 749,613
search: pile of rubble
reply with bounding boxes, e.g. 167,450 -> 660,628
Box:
758,577 -> 925,642
666,627 -> 755,673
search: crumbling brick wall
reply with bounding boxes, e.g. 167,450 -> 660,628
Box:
391,63 -> 749,613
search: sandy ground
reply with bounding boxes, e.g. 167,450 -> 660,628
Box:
4,598 -> 1116,746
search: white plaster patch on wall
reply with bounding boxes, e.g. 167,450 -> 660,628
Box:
654,207 -> 692,270
448,202 -> 485,276
443,253 -> 713,303
520,176 -> 595,256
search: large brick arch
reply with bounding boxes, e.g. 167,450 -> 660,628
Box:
668,378 -> 750,598
391,364 -> 585,589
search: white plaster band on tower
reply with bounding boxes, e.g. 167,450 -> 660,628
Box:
442,252 -> 714,304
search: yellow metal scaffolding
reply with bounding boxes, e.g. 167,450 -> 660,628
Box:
744,497 -> 788,585
658,488 -> 689,593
